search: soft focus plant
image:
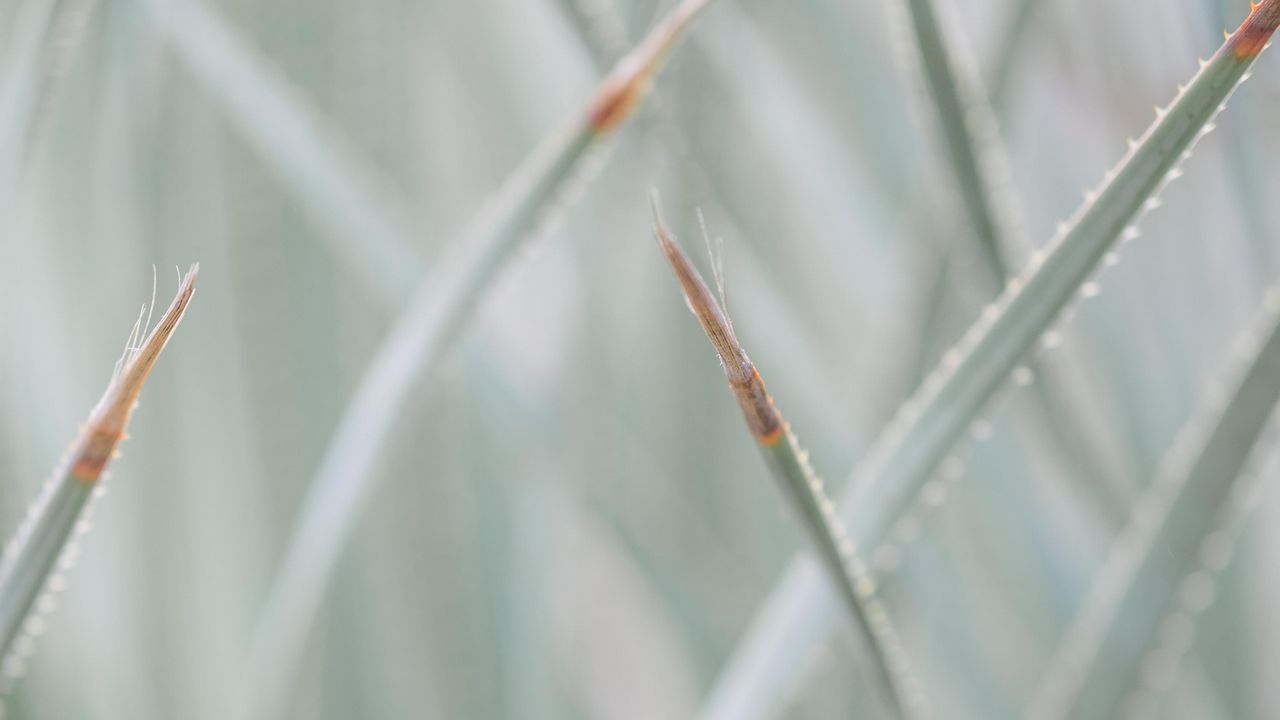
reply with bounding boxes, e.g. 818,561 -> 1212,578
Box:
3,0 -> 1280,718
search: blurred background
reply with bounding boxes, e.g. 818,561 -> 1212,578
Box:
1,0 -> 1280,717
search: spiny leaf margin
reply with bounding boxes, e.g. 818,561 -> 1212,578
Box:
0,267 -> 198,672
701,5 -> 1280,716
1029,283 -> 1280,719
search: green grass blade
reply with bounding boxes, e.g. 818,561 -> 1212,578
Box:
831,0 -> 1139,501
703,4 -> 1280,714
987,0 -> 1044,111
1028,285 -> 1280,719
651,204 -> 923,718
0,267 -> 197,669
240,2 -> 718,716
240,121 -> 589,720
894,0 -> 1023,277
134,0 -> 423,301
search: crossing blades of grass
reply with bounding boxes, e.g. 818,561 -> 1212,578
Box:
703,3 -> 1280,715
1028,284 -> 1280,719
240,1 -> 720,716
827,0 -> 1138,510
0,267 -> 197,674
652,201 -> 923,719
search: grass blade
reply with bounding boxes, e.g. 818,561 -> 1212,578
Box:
241,2 -> 718,715
824,0 -> 1139,504
987,0 -> 1044,111
894,0 -> 1023,277
703,3 -> 1280,713
1028,285 -> 1280,719
891,0 -> 1138,498
651,203 -> 923,718
0,267 -> 197,670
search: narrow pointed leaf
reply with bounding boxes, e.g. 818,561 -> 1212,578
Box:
703,4 -> 1280,714
831,0 -> 1138,503
1029,285 -> 1280,719
241,1 -> 718,715
987,0 -> 1044,110
652,205 -> 921,719
0,267 -> 198,664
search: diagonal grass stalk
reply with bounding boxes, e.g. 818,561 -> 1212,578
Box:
0,267 -> 197,671
888,0 -> 1133,489
895,0 -> 1138,501
703,3 -> 1280,714
240,1 -> 721,716
1028,283 -> 1280,719
824,0 -> 1139,505
987,0 -> 1044,111
564,2 -> 1123,704
651,202 -> 923,719
849,0 -> 1279,562
892,0 -> 1024,277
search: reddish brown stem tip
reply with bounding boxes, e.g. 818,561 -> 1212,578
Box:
1228,0 -> 1280,58
649,197 -> 783,445
70,265 -> 199,483
584,0 -> 712,133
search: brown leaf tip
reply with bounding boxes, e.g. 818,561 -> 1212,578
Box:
586,54 -> 653,134
1228,1 -> 1280,58
650,197 -> 783,445
71,264 -> 199,484
585,0 -> 711,133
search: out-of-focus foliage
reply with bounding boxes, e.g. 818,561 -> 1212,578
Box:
1,0 -> 1280,718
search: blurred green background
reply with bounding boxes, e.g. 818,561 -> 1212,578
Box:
2,0 -> 1279,717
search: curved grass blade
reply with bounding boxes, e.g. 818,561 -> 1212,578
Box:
651,203 -> 922,719
893,0 -> 1023,277
0,267 -> 197,667
888,0 -> 1137,503
828,0 -> 1138,504
568,0 -> 1122,623
240,2 -> 719,716
987,0 -> 1044,111
1027,285 -> 1280,719
703,3 -> 1280,714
